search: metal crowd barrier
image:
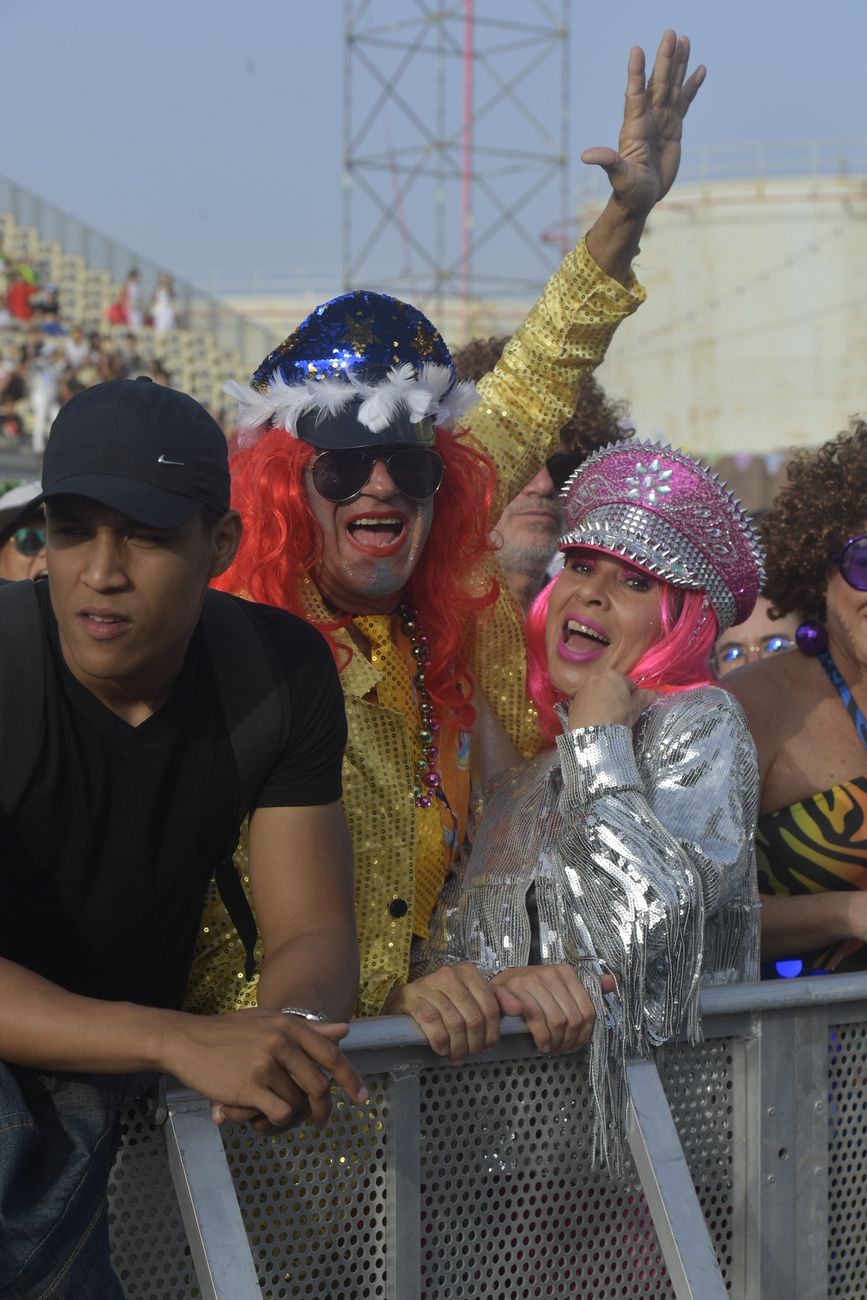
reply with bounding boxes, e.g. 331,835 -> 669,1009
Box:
106,973 -> 867,1299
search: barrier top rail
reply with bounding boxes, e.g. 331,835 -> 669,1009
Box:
340,970 -> 867,1053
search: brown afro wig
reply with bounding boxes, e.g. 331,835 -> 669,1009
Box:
451,335 -> 630,457
762,419 -> 867,623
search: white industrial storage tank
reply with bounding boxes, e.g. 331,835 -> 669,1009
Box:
592,165 -> 867,458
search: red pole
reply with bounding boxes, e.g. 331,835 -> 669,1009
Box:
461,0 -> 473,337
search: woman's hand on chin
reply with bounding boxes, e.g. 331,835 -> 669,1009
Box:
566,669 -> 655,730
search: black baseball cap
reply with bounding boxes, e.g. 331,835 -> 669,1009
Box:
41,378 -> 231,528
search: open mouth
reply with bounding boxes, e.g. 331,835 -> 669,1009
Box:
345,513 -> 408,551
563,618 -> 610,648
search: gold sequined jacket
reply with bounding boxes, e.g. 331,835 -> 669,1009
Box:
412,687 -> 762,1167
184,239 -> 645,1019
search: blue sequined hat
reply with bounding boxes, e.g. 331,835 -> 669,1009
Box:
224,290 -> 477,449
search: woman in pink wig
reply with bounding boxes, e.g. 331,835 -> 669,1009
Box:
408,439 -> 765,1165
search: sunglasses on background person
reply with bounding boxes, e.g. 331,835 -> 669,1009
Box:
5,525 -> 46,557
713,633 -> 794,675
833,535 -> 867,591
309,446 -> 444,504
546,450 -> 587,494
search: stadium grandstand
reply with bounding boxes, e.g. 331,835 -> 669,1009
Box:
0,177 -> 273,469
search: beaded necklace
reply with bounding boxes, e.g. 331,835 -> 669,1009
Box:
398,605 -> 443,807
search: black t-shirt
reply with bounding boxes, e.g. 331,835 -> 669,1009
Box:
1,583 -> 347,1008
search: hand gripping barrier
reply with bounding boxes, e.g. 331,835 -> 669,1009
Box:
106,972 -> 867,1299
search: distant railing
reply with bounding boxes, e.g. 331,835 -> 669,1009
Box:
0,173 -> 275,371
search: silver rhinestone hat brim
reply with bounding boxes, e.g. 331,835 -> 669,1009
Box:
559,503 -> 736,632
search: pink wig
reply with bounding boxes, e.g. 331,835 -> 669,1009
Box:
526,564 -> 717,741
214,424 -> 500,732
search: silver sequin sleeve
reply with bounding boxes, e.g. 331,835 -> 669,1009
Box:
411,685 -> 760,1168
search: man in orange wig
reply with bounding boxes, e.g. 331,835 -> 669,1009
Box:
187,32 -> 705,1042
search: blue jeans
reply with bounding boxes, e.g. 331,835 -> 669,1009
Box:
0,1062 -> 156,1300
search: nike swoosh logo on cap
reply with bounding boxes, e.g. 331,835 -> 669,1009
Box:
157,454 -> 185,465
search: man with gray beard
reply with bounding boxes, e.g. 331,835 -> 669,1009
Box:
451,338 -> 630,612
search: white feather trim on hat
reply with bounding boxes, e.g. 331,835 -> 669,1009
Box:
223,379 -> 276,435
225,365 -> 478,444
436,375 -> 478,426
354,363 -> 419,433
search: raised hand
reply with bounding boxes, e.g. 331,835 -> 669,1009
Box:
582,29 -> 705,219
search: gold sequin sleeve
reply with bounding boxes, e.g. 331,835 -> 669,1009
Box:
465,237 -> 645,520
462,239 -> 645,760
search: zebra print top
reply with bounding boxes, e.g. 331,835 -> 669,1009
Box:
757,776 -> 867,973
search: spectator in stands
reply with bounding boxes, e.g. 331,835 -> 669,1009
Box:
727,422 -> 867,975
6,268 -> 35,321
0,379 -> 365,1299
29,281 -> 60,316
453,334 -> 629,612
116,330 -> 144,378
411,440 -> 763,1165
151,272 -> 177,333
0,341 -> 25,438
63,324 -> 89,370
147,356 -> 172,386
186,31 -> 706,1028
58,368 -> 86,406
0,480 -> 46,580
28,339 -> 63,455
122,266 -> 143,330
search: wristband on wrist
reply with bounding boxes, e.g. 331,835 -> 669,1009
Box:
280,1006 -> 329,1022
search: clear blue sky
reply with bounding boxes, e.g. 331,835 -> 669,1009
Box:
1,0 -> 863,298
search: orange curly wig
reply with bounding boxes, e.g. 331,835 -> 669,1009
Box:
214,425 -> 501,731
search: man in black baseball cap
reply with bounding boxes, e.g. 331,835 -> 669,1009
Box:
0,378 -> 363,1297
40,375 -> 231,526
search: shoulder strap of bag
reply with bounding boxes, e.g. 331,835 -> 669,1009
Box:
0,580 -> 46,814
200,590 -> 292,979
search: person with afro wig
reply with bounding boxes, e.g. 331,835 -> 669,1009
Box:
729,419 -> 867,976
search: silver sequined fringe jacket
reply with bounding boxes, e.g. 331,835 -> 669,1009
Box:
412,685 -> 761,1169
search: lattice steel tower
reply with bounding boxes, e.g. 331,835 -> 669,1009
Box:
343,1 -> 570,336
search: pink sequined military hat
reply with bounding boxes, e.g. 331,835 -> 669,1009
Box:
559,439 -> 765,633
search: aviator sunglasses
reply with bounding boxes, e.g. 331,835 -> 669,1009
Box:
7,525 -> 45,557
309,446 -> 444,504
833,534 -> 867,591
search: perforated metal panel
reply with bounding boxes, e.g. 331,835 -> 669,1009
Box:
416,1056 -> 675,1299
108,1104 -> 200,1299
221,1079 -> 390,1298
827,1019 -> 867,1298
106,1051 -> 743,1299
659,1038 -> 740,1289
